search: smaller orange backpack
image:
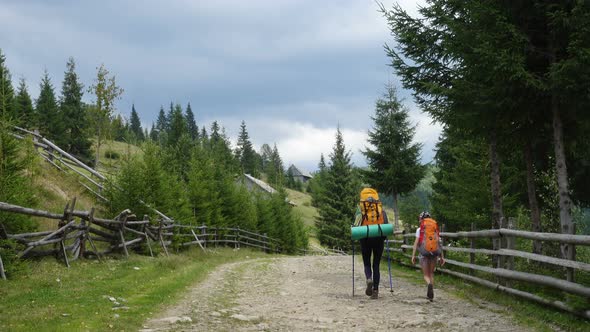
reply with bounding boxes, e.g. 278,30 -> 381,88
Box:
418,218 -> 441,256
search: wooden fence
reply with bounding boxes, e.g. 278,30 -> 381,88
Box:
0,200 -> 281,280
387,221 -> 590,319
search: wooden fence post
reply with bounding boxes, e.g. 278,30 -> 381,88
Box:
214,227 -> 218,249
470,223 -> 476,275
158,218 -> 169,257
201,224 -> 207,249
0,254 -> 6,280
567,223 -> 576,283
236,227 -> 240,249
118,212 -> 129,258
86,208 -> 102,262
142,215 -> 154,257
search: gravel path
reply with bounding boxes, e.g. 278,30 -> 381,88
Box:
141,255 -> 530,331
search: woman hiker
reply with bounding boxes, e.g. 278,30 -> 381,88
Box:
411,211 -> 445,301
354,188 -> 389,299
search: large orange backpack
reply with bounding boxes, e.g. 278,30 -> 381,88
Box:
418,218 -> 441,256
359,188 -> 384,226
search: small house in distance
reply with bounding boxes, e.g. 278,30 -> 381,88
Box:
287,164 -> 313,183
241,174 -> 296,206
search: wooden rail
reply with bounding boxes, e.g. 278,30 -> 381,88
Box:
0,200 -> 282,277
388,220 -> 590,319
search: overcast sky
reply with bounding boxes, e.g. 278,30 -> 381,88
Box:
1,0 -> 440,171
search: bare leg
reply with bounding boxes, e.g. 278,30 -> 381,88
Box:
420,259 -> 432,284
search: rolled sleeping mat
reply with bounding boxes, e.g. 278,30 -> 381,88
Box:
351,223 -> 394,240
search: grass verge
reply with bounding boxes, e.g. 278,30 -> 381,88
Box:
0,248 -> 265,331
384,259 -> 590,332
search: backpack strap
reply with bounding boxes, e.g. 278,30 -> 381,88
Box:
361,202 -> 369,223
418,220 -> 425,244
365,225 -> 370,239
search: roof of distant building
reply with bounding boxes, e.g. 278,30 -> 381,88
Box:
288,164 -> 313,178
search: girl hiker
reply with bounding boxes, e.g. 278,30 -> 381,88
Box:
354,188 -> 389,299
411,211 -> 445,301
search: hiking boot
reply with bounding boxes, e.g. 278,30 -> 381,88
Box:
365,278 -> 373,296
371,288 -> 379,299
427,283 -> 434,301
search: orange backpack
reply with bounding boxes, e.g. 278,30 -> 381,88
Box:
359,188 -> 384,226
418,218 -> 441,256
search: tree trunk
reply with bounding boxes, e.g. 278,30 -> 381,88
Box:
489,131 -> 505,268
552,100 -> 575,281
523,140 -> 542,254
392,191 -> 400,229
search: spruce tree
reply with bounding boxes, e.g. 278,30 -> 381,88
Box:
185,102 -> 198,140
36,71 -> 63,145
129,104 -> 144,142
362,85 -> 425,227
0,50 -> 15,121
235,121 -> 259,177
0,121 -> 37,234
316,128 -> 357,249
155,106 -> 167,141
187,145 -> 222,226
60,57 -> 92,162
168,103 -> 187,147
14,78 -> 34,128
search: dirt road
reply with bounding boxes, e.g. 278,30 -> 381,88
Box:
141,255 -> 530,331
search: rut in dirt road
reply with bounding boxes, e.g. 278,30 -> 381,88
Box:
142,255 -> 531,331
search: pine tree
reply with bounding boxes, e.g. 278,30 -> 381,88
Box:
14,78 -> 34,128
36,71 -> 63,144
187,145 -> 222,226
60,57 -> 92,162
185,102 -> 198,140
129,104 -> 144,142
315,128 -> 357,250
265,144 -> 284,187
362,85 -> 425,227
0,50 -> 15,121
168,103 -> 187,147
235,121 -> 259,177
0,121 -> 37,234
155,106 -> 167,141
149,123 -> 158,141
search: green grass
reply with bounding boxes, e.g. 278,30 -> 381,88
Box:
385,257 -> 590,332
286,188 -> 318,228
0,248 -> 266,332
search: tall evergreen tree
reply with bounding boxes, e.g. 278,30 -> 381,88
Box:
362,85 -> 425,227
129,104 -> 144,142
315,128 -> 357,249
235,121 -> 259,177
0,50 -> 15,121
36,71 -> 63,144
266,144 -> 284,187
60,57 -> 92,162
14,78 -> 34,128
155,106 -> 167,138
168,103 -> 187,147
185,102 -> 198,140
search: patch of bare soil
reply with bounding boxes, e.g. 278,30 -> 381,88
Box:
141,255 -> 531,331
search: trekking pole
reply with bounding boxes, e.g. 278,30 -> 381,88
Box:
386,239 -> 393,293
352,240 -> 355,297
